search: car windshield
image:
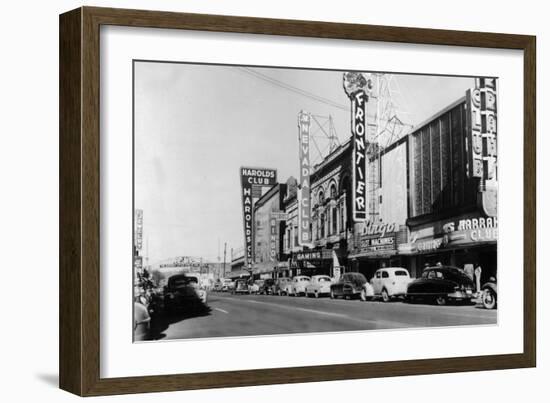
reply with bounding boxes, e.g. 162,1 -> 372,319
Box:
394,270 -> 408,276
346,274 -> 366,284
169,276 -> 195,288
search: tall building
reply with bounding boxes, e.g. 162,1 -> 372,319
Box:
252,182 -> 287,279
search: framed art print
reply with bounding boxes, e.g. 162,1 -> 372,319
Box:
59,6 -> 536,396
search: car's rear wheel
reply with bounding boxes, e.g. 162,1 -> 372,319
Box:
381,288 -> 390,302
435,295 -> 447,305
482,289 -> 497,309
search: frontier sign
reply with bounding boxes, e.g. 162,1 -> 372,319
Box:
240,167 -> 277,269
343,72 -> 371,222
297,110 -> 313,246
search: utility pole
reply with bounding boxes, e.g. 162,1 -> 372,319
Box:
223,242 -> 227,278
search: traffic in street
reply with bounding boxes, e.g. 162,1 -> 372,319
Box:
146,290 -> 497,341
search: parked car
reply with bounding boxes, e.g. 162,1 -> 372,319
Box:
259,278 -> 275,295
370,267 -> 412,302
223,280 -> 236,292
274,277 -> 292,296
163,274 -> 207,313
480,277 -> 497,309
220,278 -> 234,292
233,278 -> 249,294
248,279 -> 263,294
289,276 -> 311,296
406,266 -> 475,305
330,272 -> 368,300
305,275 -> 333,298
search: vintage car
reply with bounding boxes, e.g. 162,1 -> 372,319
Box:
330,272 -> 369,300
370,267 -> 412,302
259,278 -> 275,294
289,275 -> 311,296
232,278 -> 249,294
248,279 -> 263,294
163,274 -> 208,313
305,275 -> 333,298
406,266 -> 475,305
274,277 -> 293,296
480,277 -> 497,309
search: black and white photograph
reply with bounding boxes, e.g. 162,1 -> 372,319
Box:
132,61 -> 499,342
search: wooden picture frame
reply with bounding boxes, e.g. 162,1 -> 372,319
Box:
59,6 -> 536,396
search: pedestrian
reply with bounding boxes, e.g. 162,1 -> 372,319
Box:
134,297 -> 151,341
464,264 -> 474,282
474,263 -> 483,293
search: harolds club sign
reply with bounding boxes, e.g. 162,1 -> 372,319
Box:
343,72 -> 371,222
240,167 -> 277,269
297,111 -> 313,246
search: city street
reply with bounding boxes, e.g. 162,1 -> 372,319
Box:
149,293 -> 497,341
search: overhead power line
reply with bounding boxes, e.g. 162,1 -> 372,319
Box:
235,67 -> 349,112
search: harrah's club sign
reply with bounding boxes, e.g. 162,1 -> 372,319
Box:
240,167 -> 277,269
297,111 -> 313,246
343,72 -> 371,222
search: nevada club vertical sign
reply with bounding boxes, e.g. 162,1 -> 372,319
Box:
297,111 -> 313,246
240,167 -> 277,270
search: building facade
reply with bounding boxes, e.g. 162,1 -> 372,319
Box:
252,182 -> 287,279
250,79 -> 497,284
403,78 -> 498,283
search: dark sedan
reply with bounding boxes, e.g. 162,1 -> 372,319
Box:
163,273 -> 208,313
330,272 -> 367,300
406,266 -> 475,305
259,278 -> 275,295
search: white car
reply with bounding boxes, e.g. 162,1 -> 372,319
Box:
305,275 -> 332,298
248,280 -> 261,294
370,267 -> 412,302
289,275 -> 311,296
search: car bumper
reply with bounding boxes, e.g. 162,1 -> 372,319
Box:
447,291 -> 474,300
317,287 -> 330,294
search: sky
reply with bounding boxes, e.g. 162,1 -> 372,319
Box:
134,61 -> 474,264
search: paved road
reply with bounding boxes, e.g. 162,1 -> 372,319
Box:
149,292 -> 497,341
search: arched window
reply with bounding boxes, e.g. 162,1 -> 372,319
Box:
330,183 -> 337,199
318,190 -> 324,205
341,175 -> 351,231
332,205 -> 338,235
